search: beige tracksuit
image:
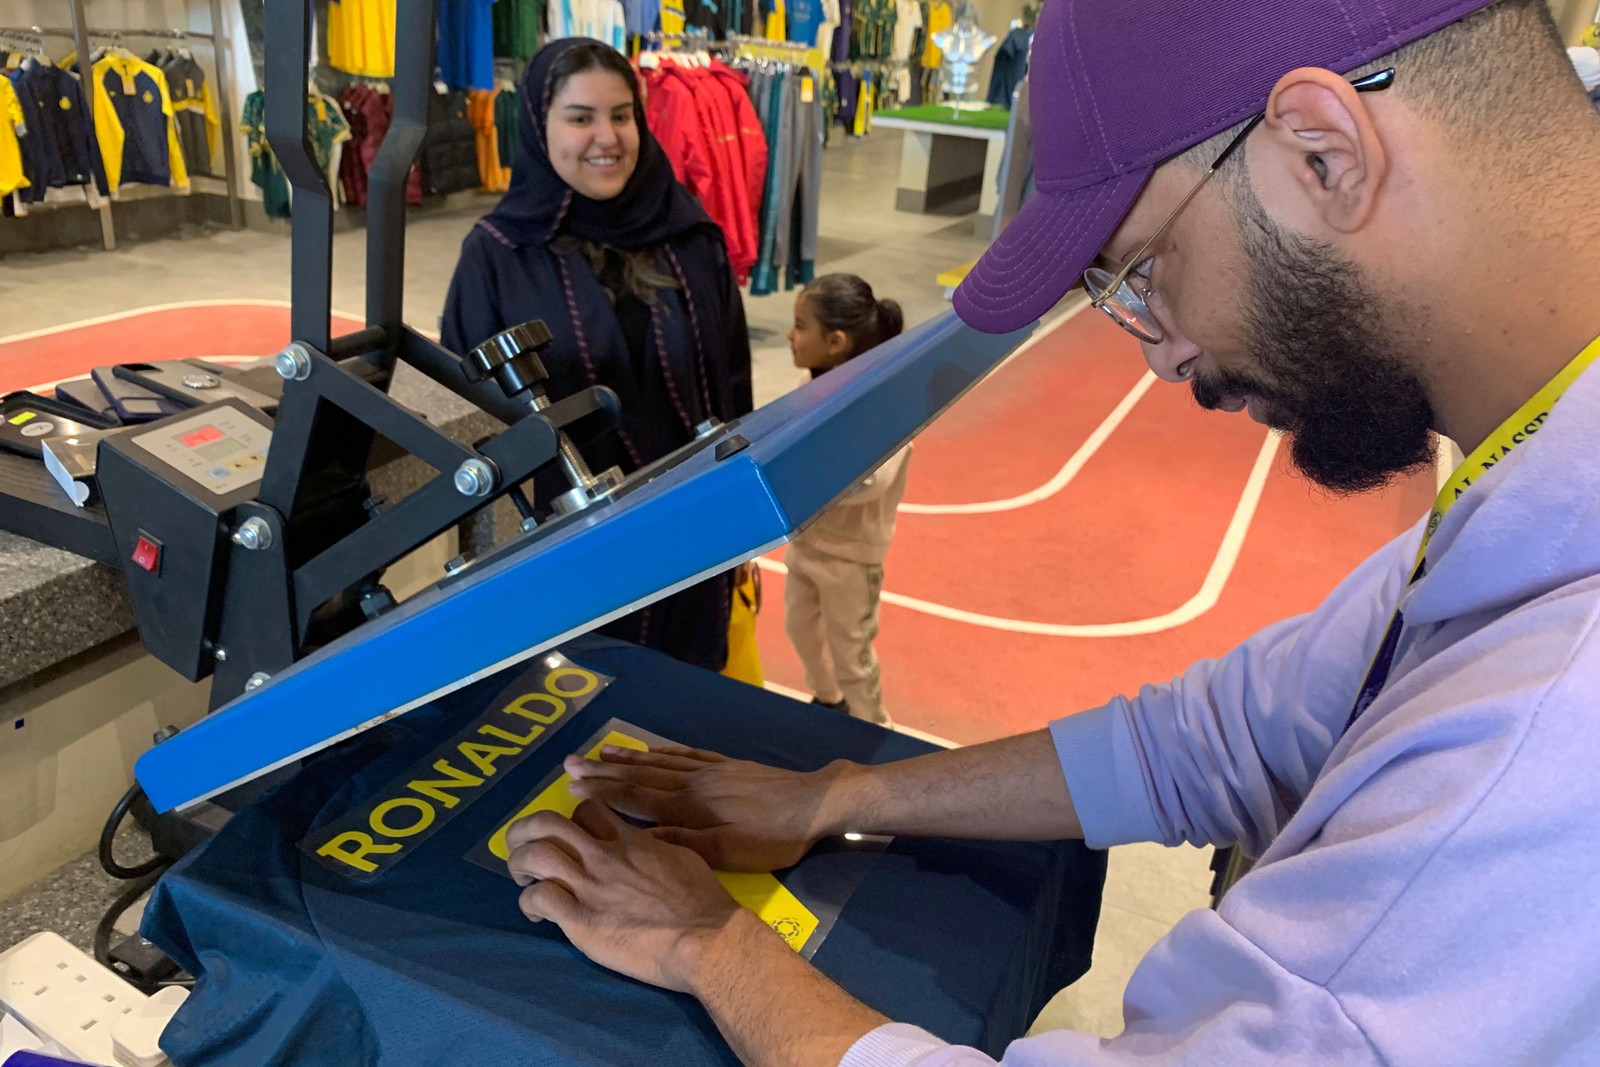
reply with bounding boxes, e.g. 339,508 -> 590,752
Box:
784,445 -> 912,725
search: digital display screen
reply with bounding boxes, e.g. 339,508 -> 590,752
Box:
194,437 -> 247,462
181,425 -> 224,448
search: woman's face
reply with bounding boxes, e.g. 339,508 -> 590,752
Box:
545,69 -> 640,201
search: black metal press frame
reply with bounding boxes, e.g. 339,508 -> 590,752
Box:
185,0 -> 622,702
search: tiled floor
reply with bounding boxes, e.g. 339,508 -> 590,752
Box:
0,128 -> 1217,1043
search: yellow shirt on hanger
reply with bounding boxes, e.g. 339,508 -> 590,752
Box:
765,0 -> 788,42
659,0 -> 687,35
327,0 -> 398,78
922,0 -> 951,67
0,77 -> 31,196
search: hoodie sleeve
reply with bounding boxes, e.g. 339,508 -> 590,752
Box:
1055,522 -> 1418,855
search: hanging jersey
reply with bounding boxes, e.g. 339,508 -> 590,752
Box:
764,0 -> 787,43
659,0 -> 687,34
683,0 -> 727,38
622,0 -> 662,34
786,0 -> 825,46
922,0 -> 951,67
852,67 -> 873,136
493,87 -> 521,171
439,0 -> 494,90
308,91 -> 353,185
327,0 -> 397,78
92,55 -> 189,195
493,0 -> 546,58
0,74 -> 29,196
550,0 -> 627,49
241,90 -> 290,218
163,55 -> 219,177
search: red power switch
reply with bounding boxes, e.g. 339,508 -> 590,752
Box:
131,533 -> 162,574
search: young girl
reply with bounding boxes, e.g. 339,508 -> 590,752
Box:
784,274 -> 909,726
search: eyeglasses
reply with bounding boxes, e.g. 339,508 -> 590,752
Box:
1084,68 -> 1397,345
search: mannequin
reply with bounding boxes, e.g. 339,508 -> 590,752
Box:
931,1 -> 995,111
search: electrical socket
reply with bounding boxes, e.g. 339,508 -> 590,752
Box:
0,931 -> 146,1064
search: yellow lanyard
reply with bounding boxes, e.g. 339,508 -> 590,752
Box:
1346,332 -> 1600,731
1413,333 -> 1600,572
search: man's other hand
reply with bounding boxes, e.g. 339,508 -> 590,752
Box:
565,744 -> 848,872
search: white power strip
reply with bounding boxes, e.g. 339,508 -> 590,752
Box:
0,932 -> 181,1066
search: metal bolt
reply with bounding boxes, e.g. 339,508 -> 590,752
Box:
444,555 -> 469,575
231,517 -> 273,551
695,418 -> 721,439
520,516 -> 539,533
275,343 -> 314,381
244,672 -> 271,691
213,647 -> 228,662
454,458 -> 494,497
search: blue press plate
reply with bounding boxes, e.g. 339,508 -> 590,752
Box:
136,310 -> 1035,811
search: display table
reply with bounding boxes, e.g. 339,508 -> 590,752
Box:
143,638 -> 1107,1067
874,105 -> 1011,235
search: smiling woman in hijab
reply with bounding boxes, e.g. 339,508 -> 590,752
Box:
442,38 -> 753,675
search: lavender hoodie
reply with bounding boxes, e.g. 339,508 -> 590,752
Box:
843,360 -> 1600,1067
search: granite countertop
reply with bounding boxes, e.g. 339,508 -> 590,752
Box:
0,366 -> 506,691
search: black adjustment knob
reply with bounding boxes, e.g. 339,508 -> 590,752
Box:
465,320 -> 555,398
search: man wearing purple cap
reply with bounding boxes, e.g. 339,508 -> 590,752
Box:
502,0 -> 1600,1062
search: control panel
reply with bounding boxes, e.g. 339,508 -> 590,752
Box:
128,408 -> 273,498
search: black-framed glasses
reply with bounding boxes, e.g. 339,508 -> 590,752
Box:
1084,68 -> 1397,344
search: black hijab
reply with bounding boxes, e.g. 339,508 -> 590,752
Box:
481,38 -> 713,249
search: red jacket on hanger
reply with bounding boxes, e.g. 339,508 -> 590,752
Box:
685,64 -> 755,282
709,64 -> 768,275
641,64 -> 715,207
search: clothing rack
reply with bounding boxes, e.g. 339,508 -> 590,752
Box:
1,3 -> 242,250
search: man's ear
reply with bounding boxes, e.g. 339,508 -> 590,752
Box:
1257,67 -> 1389,235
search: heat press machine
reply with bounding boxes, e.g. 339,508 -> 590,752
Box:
0,4 -> 1109,1062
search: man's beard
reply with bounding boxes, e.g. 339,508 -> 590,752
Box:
1191,192 -> 1437,494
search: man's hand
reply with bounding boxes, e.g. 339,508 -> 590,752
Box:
570,730 -> 1083,857
505,800 -> 743,993
565,744 -> 848,872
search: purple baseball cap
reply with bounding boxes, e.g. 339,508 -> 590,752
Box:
954,0 -> 1499,334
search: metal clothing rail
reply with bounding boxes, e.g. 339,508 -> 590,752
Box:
1,26 -> 216,40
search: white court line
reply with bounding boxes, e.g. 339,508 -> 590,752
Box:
899,294 -> 1161,516
762,431 -> 1283,638
763,681 -> 959,747
0,299 -> 368,346
900,372 -> 1158,515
